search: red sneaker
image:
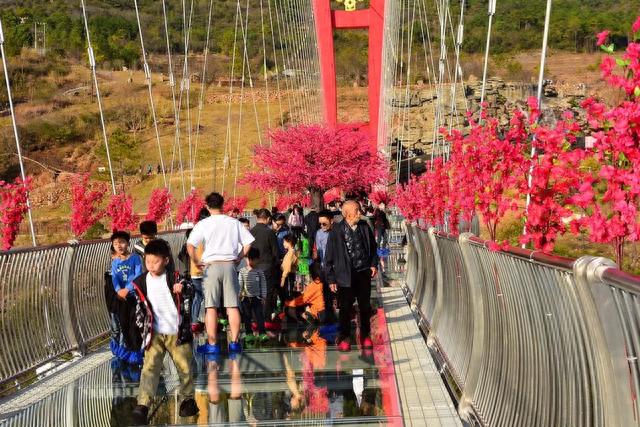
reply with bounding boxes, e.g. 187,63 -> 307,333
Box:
337,340 -> 351,352
361,337 -> 373,349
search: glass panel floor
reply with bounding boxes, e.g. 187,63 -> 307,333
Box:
1,290 -> 402,426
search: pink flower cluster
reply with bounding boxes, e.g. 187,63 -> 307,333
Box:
70,173 -> 106,238
106,193 -> 138,232
0,177 -> 31,250
145,188 -> 173,224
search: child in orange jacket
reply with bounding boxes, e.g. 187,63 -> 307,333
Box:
285,262 -> 326,324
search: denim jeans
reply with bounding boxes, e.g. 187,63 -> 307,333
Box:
191,277 -> 204,324
241,296 -> 266,334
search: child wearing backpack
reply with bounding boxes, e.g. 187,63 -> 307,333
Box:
131,239 -> 198,424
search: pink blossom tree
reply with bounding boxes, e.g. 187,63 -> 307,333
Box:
392,159 -> 450,228
443,107 -> 529,241
176,189 -> 206,224
70,174 -> 106,238
0,177 -> 32,250
146,188 -> 174,225
521,107 -> 587,252
568,22 -> 640,266
106,193 -> 138,232
243,124 -> 388,210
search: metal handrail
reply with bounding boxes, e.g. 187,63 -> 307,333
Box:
0,231 -> 187,388
401,220 -> 638,426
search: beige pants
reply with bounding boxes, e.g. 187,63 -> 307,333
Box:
137,333 -> 194,407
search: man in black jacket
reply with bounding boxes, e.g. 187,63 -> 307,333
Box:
324,200 -> 378,352
250,208 -> 281,320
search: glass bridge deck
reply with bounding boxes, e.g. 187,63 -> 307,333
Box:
0,287 -> 402,426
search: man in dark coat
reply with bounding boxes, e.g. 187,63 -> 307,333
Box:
324,200 -> 378,352
250,208 -> 281,320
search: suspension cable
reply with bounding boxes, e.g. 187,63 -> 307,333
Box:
192,0 -> 215,182
162,0 -> 187,199
267,0 -> 284,124
233,0 -> 249,198
80,0 -> 116,195
133,0 -> 167,189
0,18 -> 37,246
273,0 -> 295,122
479,0 -> 496,111
222,0 -> 242,193
259,0 -> 272,128
523,0 -> 553,245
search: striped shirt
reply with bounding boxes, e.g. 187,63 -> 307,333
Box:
238,267 -> 267,299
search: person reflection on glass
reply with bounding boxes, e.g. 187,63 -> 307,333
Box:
207,355 -> 245,424
284,326 -> 329,420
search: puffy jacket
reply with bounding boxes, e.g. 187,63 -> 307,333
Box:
132,271 -> 194,350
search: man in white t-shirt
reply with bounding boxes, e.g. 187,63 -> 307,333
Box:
187,192 -> 255,355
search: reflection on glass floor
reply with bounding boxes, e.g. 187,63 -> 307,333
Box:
1,292 -> 402,426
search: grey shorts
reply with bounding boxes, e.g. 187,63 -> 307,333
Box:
203,263 -> 240,308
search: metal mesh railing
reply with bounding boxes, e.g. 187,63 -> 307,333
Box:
403,224 -> 637,426
0,231 -> 186,387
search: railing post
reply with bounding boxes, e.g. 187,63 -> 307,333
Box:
426,227 -> 444,348
457,232 -> 484,422
60,243 -> 85,354
573,255 -> 631,426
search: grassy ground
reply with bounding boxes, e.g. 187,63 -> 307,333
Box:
3,64 -> 302,246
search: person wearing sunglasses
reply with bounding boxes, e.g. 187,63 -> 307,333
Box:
313,210 -> 334,267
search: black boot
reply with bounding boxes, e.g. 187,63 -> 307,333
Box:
131,405 -> 149,425
179,398 -> 199,417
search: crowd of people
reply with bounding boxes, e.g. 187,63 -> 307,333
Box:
103,192 -> 391,424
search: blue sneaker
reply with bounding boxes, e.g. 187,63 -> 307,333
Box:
197,343 -> 221,354
228,341 -> 242,354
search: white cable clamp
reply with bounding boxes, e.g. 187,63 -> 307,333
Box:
143,62 -> 151,80
0,20 -> 5,45
457,24 -> 464,46
88,47 -> 96,68
488,0 -> 496,15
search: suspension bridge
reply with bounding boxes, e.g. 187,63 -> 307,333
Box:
1,0 -> 640,426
